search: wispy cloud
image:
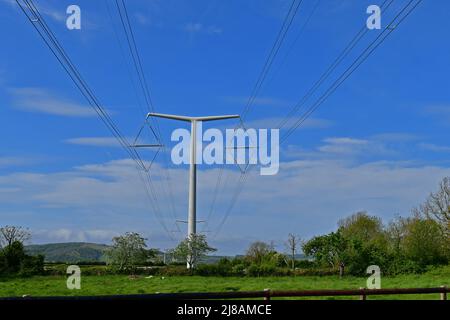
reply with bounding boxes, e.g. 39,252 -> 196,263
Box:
419,143 -> 450,153
243,116 -> 332,130
135,12 -> 151,26
1,0 -> 65,22
371,133 -> 419,143
318,137 -> 369,154
0,0 -> 16,8
284,136 -> 399,160
65,137 -> 122,148
33,228 -> 118,243
423,105 -> 450,123
1,156 -> 450,254
38,3 -> 65,23
0,156 -> 32,168
184,22 -> 222,35
9,87 -> 96,117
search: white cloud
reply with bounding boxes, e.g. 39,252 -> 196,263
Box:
423,105 -> 450,124
184,22 -> 222,35
0,0 -> 16,8
65,137 -> 122,148
318,137 -> 368,154
0,156 -> 32,168
10,87 -> 96,117
242,116 -> 332,130
33,228 -> 118,243
371,133 -> 419,142
419,143 -> 450,153
38,4 -> 66,23
317,137 -> 394,156
0,187 -> 20,193
206,25 -> 223,34
1,154 -> 450,253
185,22 -> 202,33
1,0 -> 65,22
135,12 -> 151,26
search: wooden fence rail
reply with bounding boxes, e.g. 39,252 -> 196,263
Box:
0,286 -> 447,301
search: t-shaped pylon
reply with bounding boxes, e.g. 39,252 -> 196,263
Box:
147,112 -> 239,268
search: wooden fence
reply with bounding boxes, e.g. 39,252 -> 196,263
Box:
0,286 -> 447,300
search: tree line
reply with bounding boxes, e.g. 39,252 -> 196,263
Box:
302,177 -> 449,275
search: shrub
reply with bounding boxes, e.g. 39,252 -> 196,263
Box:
384,258 -> 424,275
2,241 -> 25,274
19,254 -> 44,276
231,264 -> 246,276
195,263 -> 232,276
0,241 -> 45,276
246,263 -> 277,277
157,266 -> 191,276
81,265 -> 111,276
292,268 -> 336,276
295,260 -> 315,269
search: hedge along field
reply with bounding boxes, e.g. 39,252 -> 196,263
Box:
0,266 -> 448,300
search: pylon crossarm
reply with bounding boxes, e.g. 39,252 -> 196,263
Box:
147,112 -> 240,123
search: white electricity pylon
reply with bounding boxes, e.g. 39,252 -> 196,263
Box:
147,112 -> 239,268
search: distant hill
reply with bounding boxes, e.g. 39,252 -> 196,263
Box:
25,242 -> 111,263
25,242 -> 309,264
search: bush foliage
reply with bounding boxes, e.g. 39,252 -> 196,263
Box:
0,241 -> 44,276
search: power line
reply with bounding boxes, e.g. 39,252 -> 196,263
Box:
104,0 -> 147,118
16,0 -> 145,170
212,0 -> 422,237
207,0 -> 304,236
201,166 -> 224,233
213,170 -> 248,238
264,0 -> 322,93
114,0 -> 181,234
104,0 -> 177,239
137,166 -> 174,240
16,0 -> 175,240
281,0 -> 423,144
114,0 -> 156,115
276,0 -> 394,131
241,0 -> 304,122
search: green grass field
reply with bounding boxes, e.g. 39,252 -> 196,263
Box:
0,266 -> 448,300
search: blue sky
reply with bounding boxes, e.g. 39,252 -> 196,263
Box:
1,0 -> 450,255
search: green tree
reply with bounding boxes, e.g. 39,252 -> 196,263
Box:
1,241 -> 26,273
338,211 -> 385,244
402,218 -> 447,267
106,232 -> 154,274
171,234 -> 216,270
245,241 -> 277,265
302,231 -> 347,270
0,240 -> 44,276
338,212 -> 389,275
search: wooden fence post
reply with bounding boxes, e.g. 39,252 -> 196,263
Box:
359,287 -> 366,300
440,286 -> 447,301
264,288 -> 271,301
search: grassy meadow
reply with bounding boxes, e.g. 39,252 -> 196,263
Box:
0,266 -> 448,300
